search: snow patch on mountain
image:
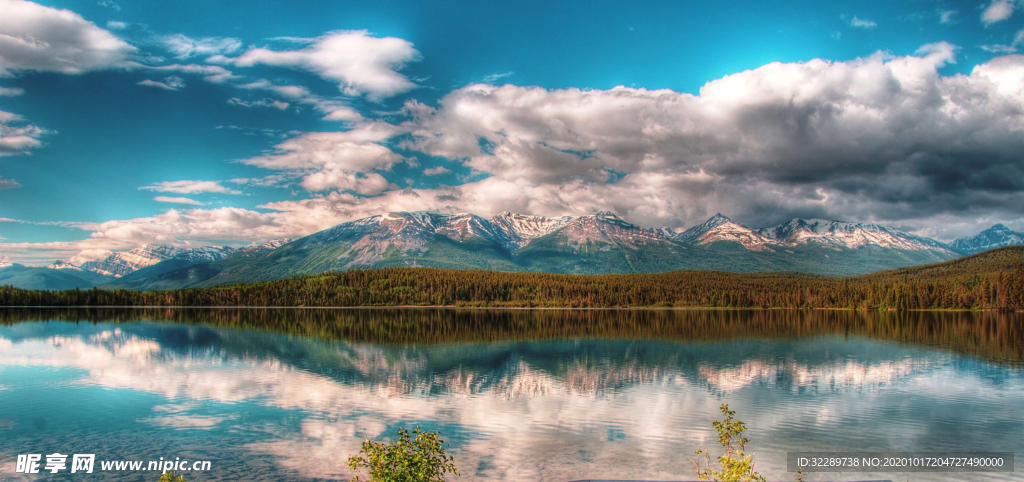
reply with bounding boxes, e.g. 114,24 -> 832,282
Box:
757,219 -> 953,252
555,211 -> 669,249
46,260 -> 83,271
80,245 -> 237,277
240,238 -> 293,254
676,214 -> 773,251
490,211 -> 574,249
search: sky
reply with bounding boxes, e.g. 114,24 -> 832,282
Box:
1,0 -> 1024,265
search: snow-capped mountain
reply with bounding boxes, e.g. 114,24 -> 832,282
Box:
312,212 -> 497,264
756,218 -> 955,253
239,238 -> 293,254
675,214 -> 773,251
951,224 -> 1024,254
46,260 -> 83,271
17,209 -> 991,291
80,245 -> 237,277
490,211 -> 574,249
550,211 -> 669,248
313,210 -> 616,258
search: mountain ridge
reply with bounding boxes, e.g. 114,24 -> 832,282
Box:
95,210 -> 961,290
5,211 -> 1020,291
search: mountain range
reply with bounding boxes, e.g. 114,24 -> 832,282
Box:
1,211 -> 1022,291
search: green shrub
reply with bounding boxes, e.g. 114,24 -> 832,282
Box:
692,404 -> 766,482
158,471 -> 186,482
346,427 -> 459,482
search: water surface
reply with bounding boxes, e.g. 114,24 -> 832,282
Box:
0,308 -> 1021,481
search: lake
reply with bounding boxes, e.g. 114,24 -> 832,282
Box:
0,308 -> 1022,481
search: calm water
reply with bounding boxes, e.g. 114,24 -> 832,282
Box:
0,308 -> 1022,481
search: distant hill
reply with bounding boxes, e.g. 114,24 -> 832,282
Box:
0,264 -> 112,291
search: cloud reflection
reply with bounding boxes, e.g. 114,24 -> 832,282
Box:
0,323 -> 1021,481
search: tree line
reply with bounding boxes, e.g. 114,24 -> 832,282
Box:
1,247 -> 1022,310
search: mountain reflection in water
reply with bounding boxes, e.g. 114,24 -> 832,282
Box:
0,308 -> 1021,481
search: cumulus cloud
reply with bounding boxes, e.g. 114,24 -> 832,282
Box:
391,45 -> 1024,235
139,180 -> 242,195
159,34 -> 242,59
982,0 -> 1016,26
0,0 -> 135,77
0,205 -> 315,265
0,109 -> 47,156
153,196 -> 204,205
137,76 -> 185,90
79,207 -> 287,246
423,166 -> 451,176
10,45 -> 1024,264
239,125 -> 404,194
219,30 -> 420,99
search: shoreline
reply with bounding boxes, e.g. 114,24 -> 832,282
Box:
0,305 -> 1020,312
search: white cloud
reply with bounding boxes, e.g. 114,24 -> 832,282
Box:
938,9 -> 957,24
150,63 -> 238,84
82,207 -> 287,246
237,79 -> 361,121
482,71 -> 514,83
982,44 -> 1017,53
97,0 -> 119,11
239,127 -> 404,194
159,34 -> 242,59
227,97 -> 289,110
0,177 -> 20,189
153,196 -> 204,205
137,76 -> 185,90
0,87 -> 23,96
389,45 -> 1024,234
848,16 -> 877,28
139,180 -> 242,195
991,29 -> 1024,54
222,30 -> 420,99
106,20 -> 127,30
0,0 -> 136,77
423,166 -> 451,176
982,0 -> 1016,26
0,109 -> 47,156
10,45 -> 1024,264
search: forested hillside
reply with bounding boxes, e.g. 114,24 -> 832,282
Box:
2,247 -> 1022,310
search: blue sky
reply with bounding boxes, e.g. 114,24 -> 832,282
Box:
2,0 -> 1024,265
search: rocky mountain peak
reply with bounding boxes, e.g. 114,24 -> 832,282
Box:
951,223 -> 1024,254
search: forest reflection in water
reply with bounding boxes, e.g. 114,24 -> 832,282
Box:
2,307 -> 1022,365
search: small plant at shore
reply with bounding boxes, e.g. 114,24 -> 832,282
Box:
346,426 -> 459,482
692,404 -> 766,482
158,471 -> 186,482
